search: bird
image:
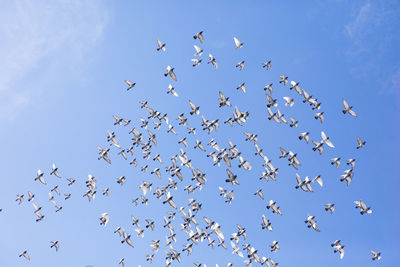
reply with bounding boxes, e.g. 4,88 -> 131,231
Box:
342,99 -> 357,117
189,100 -> 200,115
233,37 -> 243,49
50,240 -> 59,251
321,131 -> 335,148
264,83 -> 273,95
262,60 -> 271,70
164,66 -> 177,81
356,136 -> 366,149
324,203 -> 335,214
354,200 -> 373,215
100,213 -> 109,226
167,84 -> 179,96
193,31 -> 204,43
156,39 -> 166,51
236,60 -> 245,70
191,58 -> 202,67
290,81 -> 302,95
314,112 -> 324,123
207,54 -> 218,68
279,75 -> 288,85
370,250 -> 381,261
283,96 -> 294,107
331,157 -> 341,168
34,169 -> 46,185
218,91 -> 231,107
305,215 -> 320,232
236,83 -> 246,94
19,251 -> 30,260
125,80 -> 136,91
193,45 -> 203,56
299,132 -> 310,143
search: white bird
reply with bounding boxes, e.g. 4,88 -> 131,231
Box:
164,66 -> 177,81
19,251 -> 30,260
290,81 -> 302,95
193,31 -> 204,43
157,39 -> 166,51
100,212 -> 109,226
233,37 -> 243,49
191,58 -> 202,67
236,83 -> 246,94
50,164 -> 61,178
236,60 -> 245,70
315,112 -> 324,123
279,75 -> 288,85
218,91 -> 231,107
125,80 -> 136,91
331,157 -> 341,168
167,84 -> 179,96
283,97 -> 294,107
312,175 -> 323,187
34,169 -> 46,185
262,60 -> 271,70
189,100 -> 200,115
342,99 -> 357,117
324,203 -> 335,214
50,240 -> 59,251
354,200 -> 373,215
264,83 -> 273,95
193,45 -> 203,56
208,54 -> 218,68
356,136 -> 366,149
321,131 -> 335,148
299,132 -> 310,143
370,250 -> 381,261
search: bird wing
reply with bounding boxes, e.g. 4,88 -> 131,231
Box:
343,99 -> 349,109
233,37 -> 240,47
349,109 -> 357,117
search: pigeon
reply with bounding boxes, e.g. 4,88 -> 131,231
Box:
279,75 -> 288,85
342,99 -> 357,117
237,83 -> 246,94
321,131 -> 335,148
370,250 -> 381,261
354,200 -> 372,215
262,60 -> 271,70
100,212 -> 109,226
193,45 -> 203,56
324,203 -> 335,214
164,66 -> 177,81
283,96 -> 294,107
193,31 -> 204,43
233,37 -> 243,49
50,241 -> 59,251
50,164 -> 61,178
19,251 -> 30,260
331,158 -> 341,168
236,60 -> 245,70
167,84 -> 179,96
208,54 -> 218,68
125,80 -> 136,90
154,39 -> 167,53
264,83 -> 273,95
356,136 -> 366,149
191,58 -> 202,67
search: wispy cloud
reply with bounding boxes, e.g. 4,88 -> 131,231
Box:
343,1 -> 400,95
0,0 -> 108,120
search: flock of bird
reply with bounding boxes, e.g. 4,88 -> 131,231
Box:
11,31 -> 381,266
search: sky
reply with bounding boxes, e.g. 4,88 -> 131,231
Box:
0,0 -> 399,266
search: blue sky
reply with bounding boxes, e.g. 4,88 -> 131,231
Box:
0,0 -> 399,266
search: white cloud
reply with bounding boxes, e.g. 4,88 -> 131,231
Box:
0,0 -> 108,119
